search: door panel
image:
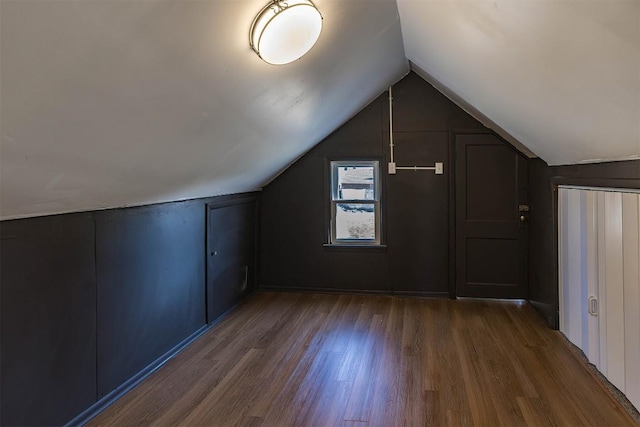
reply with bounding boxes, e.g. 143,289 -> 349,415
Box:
207,200 -> 257,323
465,144 -> 517,221
622,193 -> 640,409
600,192 -> 626,392
586,191 -> 600,367
455,134 -> 528,298
466,238 -> 519,285
558,188 -> 598,360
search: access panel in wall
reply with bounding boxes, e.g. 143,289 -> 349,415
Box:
207,198 -> 258,323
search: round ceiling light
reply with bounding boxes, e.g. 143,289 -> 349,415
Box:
250,0 -> 323,65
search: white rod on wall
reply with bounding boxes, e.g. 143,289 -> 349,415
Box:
389,86 -> 394,164
396,166 -> 437,171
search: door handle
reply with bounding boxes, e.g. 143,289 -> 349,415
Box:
519,205 -> 529,228
519,214 -> 527,229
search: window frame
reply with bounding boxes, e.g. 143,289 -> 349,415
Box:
329,160 -> 381,245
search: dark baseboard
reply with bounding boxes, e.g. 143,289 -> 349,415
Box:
528,299 -> 558,330
259,285 -> 449,299
259,285 -> 389,296
66,323 -> 211,427
392,290 -> 450,298
66,289 -> 258,427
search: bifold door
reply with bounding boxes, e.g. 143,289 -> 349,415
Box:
559,187 -> 640,411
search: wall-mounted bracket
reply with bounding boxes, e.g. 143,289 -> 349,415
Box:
392,162 -> 444,175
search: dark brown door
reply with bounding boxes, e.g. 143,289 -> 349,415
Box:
455,134 -> 528,298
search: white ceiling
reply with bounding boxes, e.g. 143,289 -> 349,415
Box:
0,0 -> 407,219
398,0 -> 640,166
1,0 -> 639,220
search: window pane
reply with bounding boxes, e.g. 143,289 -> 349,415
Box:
336,166 -> 375,200
335,203 -> 375,240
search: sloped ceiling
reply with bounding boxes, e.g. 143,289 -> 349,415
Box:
2,1 -> 639,220
397,0 -> 640,166
0,0 -> 408,219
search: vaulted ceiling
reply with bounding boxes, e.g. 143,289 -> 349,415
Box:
398,0 -> 639,166
1,0 -> 638,219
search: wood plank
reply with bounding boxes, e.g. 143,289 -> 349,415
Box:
88,292 -> 636,427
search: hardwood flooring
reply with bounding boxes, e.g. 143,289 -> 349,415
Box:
89,292 -> 636,426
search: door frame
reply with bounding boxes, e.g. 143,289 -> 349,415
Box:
449,129 -> 531,299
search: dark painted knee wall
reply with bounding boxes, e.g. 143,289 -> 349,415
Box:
0,193 -> 258,426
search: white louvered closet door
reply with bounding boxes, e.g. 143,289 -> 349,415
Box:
559,188 -> 640,411
621,192 -> 640,409
597,191 -> 626,393
558,189 -> 599,364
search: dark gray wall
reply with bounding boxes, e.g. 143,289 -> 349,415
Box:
260,72 -> 486,295
95,201 -> 206,397
551,160 -> 640,188
527,159 -> 640,328
527,159 -> 556,327
0,193 -> 259,426
1,214 -> 97,426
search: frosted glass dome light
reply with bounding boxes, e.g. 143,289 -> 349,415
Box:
250,0 -> 323,65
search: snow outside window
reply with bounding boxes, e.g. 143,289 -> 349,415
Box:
330,161 -> 380,245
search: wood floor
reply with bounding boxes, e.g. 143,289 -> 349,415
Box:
89,292 -> 636,426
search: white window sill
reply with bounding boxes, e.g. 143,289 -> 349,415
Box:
323,243 -> 387,252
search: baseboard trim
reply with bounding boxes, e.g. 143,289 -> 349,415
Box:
66,290 -> 258,427
259,285 -> 448,299
392,290 -> 450,298
259,285 -> 388,295
528,299 -> 558,329
65,323 -> 211,427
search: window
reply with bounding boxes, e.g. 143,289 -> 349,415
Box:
330,160 -> 380,245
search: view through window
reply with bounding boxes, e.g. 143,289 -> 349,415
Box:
330,161 -> 380,244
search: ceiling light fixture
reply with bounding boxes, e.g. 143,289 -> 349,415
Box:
250,0 -> 323,65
